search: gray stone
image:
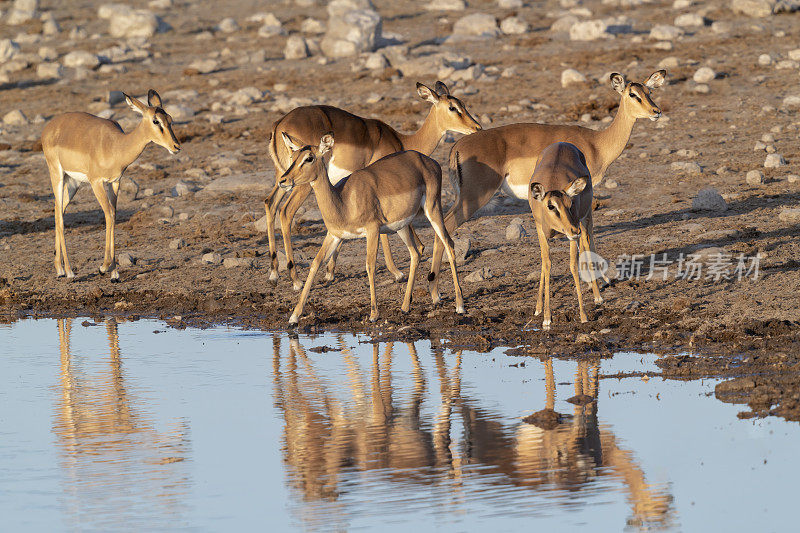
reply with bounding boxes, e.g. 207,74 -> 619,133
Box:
671,161 -> 703,175
693,67 -> 716,83
464,267 -> 493,283
169,238 -> 185,250
500,16 -> 529,35
731,0 -> 775,17
782,95 -> 800,108
0,39 -> 21,63
746,170 -> 765,185
692,187 -> 728,211
155,205 -> 174,219
778,208 -> 800,222
711,20 -> 732,34
7,0 -> 38,25
322,1 -> 381,57
570,20 -> 610,41
649,24 -> 684,40
223,257 -> 254,268
257,13 -> 285,37
551,15 -> 578,33
36,62 -> 62,79
561,68 -> 586,87
172,180 -> 197,196
2,109 -> 27,126
188,58 -> 218,74
98,4 -> 170,38
454,237 -> 470,265
675,13 -> 704,26
604,178 -> 619,189
121,177 -> 139,200
300,18 -> 325,34
452,13 -> 499,38
216,17 -> 239,33
63,51 -> 100,69
284,35 -> 309,60
254,215 -> 269,232
202,252 -> 223,265
365,52 -> 388,69
506,220 -> 527,241
117,251 -> 135,267
764,153 -> 786,168
41,11 -> 60,35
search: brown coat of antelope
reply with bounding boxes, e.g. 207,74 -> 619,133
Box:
528,142 -> 601,329
265,81 -> 481,290
277,133 -> 464,324
41,90 -> 180,280
427,70 -> 666,304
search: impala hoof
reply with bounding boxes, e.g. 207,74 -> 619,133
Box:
292,281 -> 303,291
66,270 -> 75,279
594,296 -> 604,304
323,272 -> 334,282
111,270 -> 120,282
268,270 -> 278,281
534,309 -> 542,316
542,319 -> 551,330
288,314 -> 299,326
369,314 -> 379,323
393,272 -> 407,283
456,306 -> 465,315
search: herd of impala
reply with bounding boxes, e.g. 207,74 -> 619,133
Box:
41,69 -> 667,329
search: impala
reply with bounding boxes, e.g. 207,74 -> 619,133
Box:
427,70 -> 666,303
42,90 -> 180,280
528,142 -> 601,329
277,133 -> 464,324
265,81 -> 481,290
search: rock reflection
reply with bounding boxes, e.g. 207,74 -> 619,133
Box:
53,319 -> 190,528
273,336 -> 674,529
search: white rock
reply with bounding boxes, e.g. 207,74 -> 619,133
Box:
551,15 -> 579,33
731,0 -> 775,17
36,62 -> 62,79
169,238 -> 185,250
99,4 -> 170,38
788,49 -> 800,61
758,53 -> 773,66
692,188 -> 728,211
301,18 -> 325,34
426,0 -> 467,9
649,24 -> 684,40
365,52 -> 388,69
63,50 -> 100,69
202,252 -> 223,265
464,267 -> 493,283
117,252 -> 135,267
41,11 -> 60,35
322,2 -> 382,57
0,39 -> 20,63
659,56 -> 680,69
693,66 -> 716,83
778,208 -> 800,222
452,13 -> 499,38
711,20 -> 732,34
498,0 -> 523,7
764,153 -> 786,168
746,169 -> 765,185
172,180 -> 197,196
787,174 -> 799,183
188,58 -> 218,74
38,46 -> 57,61
3,109 -> 28,126
671,161 -> 703,175
216,17 -> 239,33
500,16 -> 529,35
257,13 -> 285,37
7,0 -> 38,25
223,257 -> 253,269
782,95 -> 800,108
570,20 -> 610,41
604,178 -> 618,189
561,68 -> 587,87
775,59 -> 798,69
165,104 -> 194,123
761,133 -> 775,142
505,220 -> 527,241
284,35 -> 309,60
674,13 -> 704,26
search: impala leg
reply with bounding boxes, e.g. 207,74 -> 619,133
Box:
264,183 -> 287,282
426,198 -> 464,314
365,228 -> 380,322
411,226 -> 424,257
396,226 -> 420,314
90,179 -> 118,280
584,210 -> 609,284
428,207 -> 462,306
380,234 -> 407,283
579,220 -> 603,304
534,225 -> 552,329
290,233 -> 340,325
49,165 -> 66,277
324,245 -> 341,283
105,181 -> 120,280
569,238 -> 588,324
279,183 -> 312,291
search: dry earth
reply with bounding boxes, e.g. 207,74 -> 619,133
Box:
1,0 -> 799,420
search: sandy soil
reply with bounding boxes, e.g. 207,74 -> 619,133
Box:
1,1 -> 799,420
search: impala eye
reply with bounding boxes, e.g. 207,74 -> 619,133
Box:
305,155 -> 315,163
153,118 -> 159,125
548,204 -> 557,211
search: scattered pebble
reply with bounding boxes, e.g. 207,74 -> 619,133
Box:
202,252 -> 223,265
745,169 -> 765,185
764,153 -> 786,168
692,188 -> 728,211
693,66 -> 716,83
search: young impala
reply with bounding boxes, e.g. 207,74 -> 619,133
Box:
528,142 -> 601,329
427,70 -> 666,304
265,81 -> 481,290
277,133 -> 464,325
42,90 -> 180,280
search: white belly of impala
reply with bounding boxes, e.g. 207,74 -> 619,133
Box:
384,213 -> 416,233
501,175 -> 530,200
339,228 -> 367,240
65,170 -> 90,184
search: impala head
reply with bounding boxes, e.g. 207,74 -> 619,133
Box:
278,132 -> 334,192
530,177 -> 589,241
417,81 -> 481,135
610,70 -> 666,122
124,89 -> 181,154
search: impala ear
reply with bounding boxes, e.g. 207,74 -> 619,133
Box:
124,93 -> 147,115
147,89 -> 163,108
565,176 -> 589,197
434,80 -> 450,97
530,182 -> 546,201
318,132 -> 334,155
610,72 -> 626,94
416,82 -> 439,104
281,132 -> 303,152
644,69 -> 667,89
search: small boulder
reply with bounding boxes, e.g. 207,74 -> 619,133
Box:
745,170 -> 765,185
216,17 -> 239,33
764,153 -> 786,168
63,51 -> 100,69
284,35 -> 309,60
117,251 -> 135,267
452,13 -> 499,39
506,219 -> 527,241
464,267 -> 493,283
561,68 -> 587,87
202,252 -> 223,265
2,109 -> 28,126
169,238 -> 186,250
778,208 -> 800,222
570,20 -> 610,41
693,67 -> 716,83
692,187 -> 728,211
649,24 -> 684,40
500,16 -> 529,35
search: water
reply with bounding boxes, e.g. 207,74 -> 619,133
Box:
1,319 -> 797,532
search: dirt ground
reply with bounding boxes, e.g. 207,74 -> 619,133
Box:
1,1 -> 799,421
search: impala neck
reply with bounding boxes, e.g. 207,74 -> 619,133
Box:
310,166 -> 345,225
594,99 -> 638,172
399,107 -> 443,155
115,120 -> 153,170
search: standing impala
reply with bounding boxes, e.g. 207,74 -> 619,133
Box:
42,90 -> 180,280
265,81 -> 481,290
277,133 -> 464,325
427,70 -> 666,304
528,142 -> 601,329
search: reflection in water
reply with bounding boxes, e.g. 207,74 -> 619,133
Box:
53,319 -> 190,529
273,336 -> 674,530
